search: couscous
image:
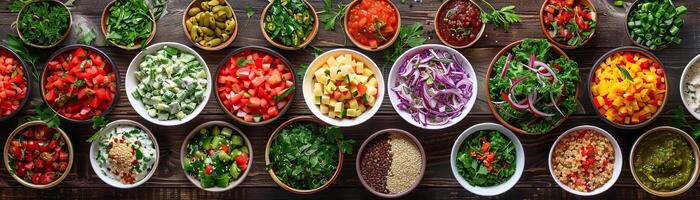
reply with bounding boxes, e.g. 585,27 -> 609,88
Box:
551,129 -> 614,192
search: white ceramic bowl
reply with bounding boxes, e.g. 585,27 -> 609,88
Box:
89,120 -> 160,189
126,42 -> 211,126
548,125 -> 622,196
302,49 -> 384,127
388,44 -> 478,129
180,121 -> 253,192
680,54 -> 700,120
450,123 -> 524,196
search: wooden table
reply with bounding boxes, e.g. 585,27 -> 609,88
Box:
0,0 -> 699,199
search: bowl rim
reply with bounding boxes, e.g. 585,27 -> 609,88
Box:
3,121 -> 74,189
264,116 -> 344,194
0,45 -> 32,122
101,0 -> 158,50
586,46 -> 667,129
40,44 -> 121,124
679,54 -> 700,121
484,39 -> 577,134
15,0 -> 72,49
449,122 -> 525,196
387,44 -> 478,129
260,0 -> 318,50
355,128 -> 426,198
433,0 -> 486,49
624,0 -> 672,51
88,119 -> 160,189
547,125 -> 623,196
302,48 -> 385,127
213,46 -> 296,126
343,0 -> 401,52
538,0 -> 597,49
125,42 -> 212,126
179,120 -> 253,192
182,0 -> 238,51
629,126 -> 700,197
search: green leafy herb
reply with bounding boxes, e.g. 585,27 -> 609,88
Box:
372,19 -> 387,41
478,0 -> 521,32
297,64 -> 309,79
383,22 -> 428,67
273,85 -> 295,101
319,0 -> 348,31
456,130 -> 516,186
8,0 -> 32,12
263,0 -> 314,47
672,107 -> 700,139
17,1 -> 70,46
72,79 -> 87,87
21,103 -> 60,128
236,57 -> 252,66
246,7 -> 254,18
86,115 -> 109,142
311,46 -> 325,57
617,65 -> 633,81
105,0 -> 154,48
76,26 -> 97,45
4,34 -> 40,82
450,27 -> 472,36
150,0 -> 168,20
627,0 -> 686,49
266,122 -> 354,189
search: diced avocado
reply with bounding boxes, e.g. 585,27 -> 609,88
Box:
229,163 -> 241,179
221,127 -> 233,137
231,135 -> 243,146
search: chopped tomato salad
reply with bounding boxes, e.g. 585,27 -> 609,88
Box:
216,49 -> 294,123
8,125 -> 70,185
43,47 -> 117,121
0,51 -> 28,117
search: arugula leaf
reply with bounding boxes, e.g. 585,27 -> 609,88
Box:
478,1 -> 521,32
617,65 -> 633,81
318,0 -> 348,31
76,26 -> 97,45
86,115 -> 109,142
383,22 -> 427,67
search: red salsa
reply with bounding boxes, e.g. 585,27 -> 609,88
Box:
542,0 -> 596,47
436,0 -> 483,47
44,47 -> 117,121
0,51 -> 28,117
346,0 -> 399,49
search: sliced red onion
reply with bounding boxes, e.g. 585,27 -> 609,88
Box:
500,53 -> 512,79
527,93 -> 554,117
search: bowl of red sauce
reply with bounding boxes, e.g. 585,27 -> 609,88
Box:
434,0 -> 485,49
344,0 -> 400,51
41,45 -> 119,123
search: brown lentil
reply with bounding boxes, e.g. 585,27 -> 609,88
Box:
360,134 -> 391,193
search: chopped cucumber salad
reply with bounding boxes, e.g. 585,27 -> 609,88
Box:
132,46 -> 208,121
183,125 -> 250,188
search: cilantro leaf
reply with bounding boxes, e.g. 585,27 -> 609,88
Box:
383,22 -> 427,67
246,7 -> 254,18
235,57 -> 252,67
297,64 -> 309,79
479,1 -> 521,32
318,0 -> 347,31
86,115 -> 109,142
22,103 -> 60,128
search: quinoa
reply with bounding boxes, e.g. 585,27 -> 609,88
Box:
386,133 -> 422,194
551,129 -> 614,192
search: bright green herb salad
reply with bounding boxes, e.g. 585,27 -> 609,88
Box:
263,0 -> 315,47
183,125 -> 250,188
488,39 -> 579,133
627,0 -> 687,50
131,46 -> 208,121
17,1 -> 70,46
105,0 -> 154,48
456,130 -> 515,186
267,121 -> 354,190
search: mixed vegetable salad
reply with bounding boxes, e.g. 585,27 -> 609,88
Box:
217,49 -> 294,123
0,50 -> 28,118
183,125 -> 250,188
392,48 -> 474,127
131,46 -> 208,121
44,47 -> 117,121
542,0 -> 597,47
263,0 -> 314,47
7,124 -> 70,186
94,124 -> 157,185
456,130 -> 516,186
488,39 -> 579,133
312,53 -> 378,119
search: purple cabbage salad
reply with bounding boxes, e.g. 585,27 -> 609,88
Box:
392,48 -> 473,127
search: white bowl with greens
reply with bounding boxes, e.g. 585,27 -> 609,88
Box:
89,120 -> 159,189
126,42 -> 211,126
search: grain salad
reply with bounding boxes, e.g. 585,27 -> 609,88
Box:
95,125 -> 157,185
551,129 -> 614,192
359,131 -> 423,195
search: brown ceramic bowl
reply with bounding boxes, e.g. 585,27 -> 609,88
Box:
214,46 -> 295,126
16,0 -> 72,49
433,0 -> 486,49
182,0 -> 238,51
260,0 -> 318,50
265,116 -> 343,194
355,128 -> 425,198
587,46 -> 667,129
101,0 -> 157,50
624,0 -> 672,51
0,45 -> 31,122
40,44 -> 120,124
539,0 -> 597,49
630,126 -> 700,197
343,0 -> 401,51
3,121 -> 74,189
484,39 -> 578,134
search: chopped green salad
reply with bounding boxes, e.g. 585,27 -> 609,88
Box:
132,46 -> 208,121
183,125 -> 250,188
456,130 -> 515,186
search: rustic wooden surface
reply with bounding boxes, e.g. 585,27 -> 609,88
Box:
0,0 -> 699,199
